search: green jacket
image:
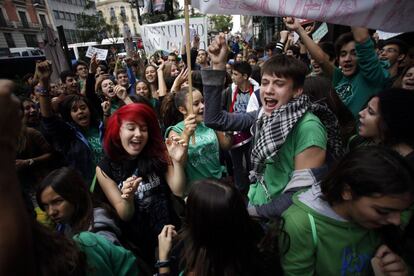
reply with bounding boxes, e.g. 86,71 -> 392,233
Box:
74,232 -> 139,276
280,185 -> 381,276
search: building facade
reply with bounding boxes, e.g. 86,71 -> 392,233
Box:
46,0 -> 96,43
0,0 -> 54,48
95,0 -> 139,38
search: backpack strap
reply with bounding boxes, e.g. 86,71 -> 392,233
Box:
307,213 -> 318,248
90,173 -> 97,193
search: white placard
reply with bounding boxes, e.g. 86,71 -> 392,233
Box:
377,31 -> 402,40
85,46 -> 108,60
141,17 -> 208,57
192,0 -> 414,33
312,22 -> 328,43
293,32 -> 299,44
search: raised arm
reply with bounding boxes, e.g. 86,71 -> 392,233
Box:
275,30 -> 289,55
35,61 -> 53,118
284,17 -> 334,79
165,136 -> 187,197
351,27 -> 370,43
351,27 -> 390,84
157,60 -> 168,98
202,33 -> 256,132
85,54 -> 103,117
170,68 -> 189,93
114,85 -> 133,105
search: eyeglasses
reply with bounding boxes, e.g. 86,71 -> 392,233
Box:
380,48 -> 399,54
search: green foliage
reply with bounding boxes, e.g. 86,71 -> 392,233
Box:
209,15 -> 233,32
75,12 -> 121,42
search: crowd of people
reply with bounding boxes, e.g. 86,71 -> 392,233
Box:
1,16 -> 414,276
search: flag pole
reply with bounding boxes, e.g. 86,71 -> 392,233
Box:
184,0 -> 195,144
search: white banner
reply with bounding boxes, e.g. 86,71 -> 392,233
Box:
192,0 -> 414,33
141,17 -> 208,56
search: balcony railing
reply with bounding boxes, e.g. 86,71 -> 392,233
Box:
33,0 -> 46,7
14,21 -> 42,30
0,20 -> 14,28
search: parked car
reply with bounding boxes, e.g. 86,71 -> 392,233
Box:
9,47 -> 44,57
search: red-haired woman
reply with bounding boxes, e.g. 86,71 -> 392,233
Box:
95,103 -> 187,267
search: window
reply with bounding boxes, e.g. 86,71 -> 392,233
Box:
31,50 -> 42,56
64,29 -> 72,43
18,11 -> 29,28
59,11 -> 65,19
22,51 -> 29,56
39,14 -> 47,27
0,8 -> 7,27
120,6 -> 126,16
66,12 -> 71,20
71,13 -> 76,21
23,34 -> 38,47
4,33 -> 16,48
110,7 -> 116,20
53,10 -> 59,19
70,29 -> 77,41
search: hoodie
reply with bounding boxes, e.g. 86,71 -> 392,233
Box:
280,184 -> 381,276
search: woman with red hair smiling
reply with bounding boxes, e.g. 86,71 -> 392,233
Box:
94,103 -> 187,266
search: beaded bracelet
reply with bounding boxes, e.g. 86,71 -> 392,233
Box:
34,86 -> 49,96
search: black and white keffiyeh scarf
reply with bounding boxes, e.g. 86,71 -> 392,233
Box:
250,94 -> 343,200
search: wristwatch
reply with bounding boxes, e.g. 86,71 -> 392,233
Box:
28,159 -> 34,166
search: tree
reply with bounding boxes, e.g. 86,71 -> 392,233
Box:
209,15 -> 233,32
76,12 -> 121,42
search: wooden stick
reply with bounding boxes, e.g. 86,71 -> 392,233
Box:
184,0 -> 195,144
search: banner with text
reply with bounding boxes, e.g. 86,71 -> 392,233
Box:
141,17 -> 208,56
192,0 -> 414,33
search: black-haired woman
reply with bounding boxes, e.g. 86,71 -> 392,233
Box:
280,146 -> 413,275
35,61 -> 106,183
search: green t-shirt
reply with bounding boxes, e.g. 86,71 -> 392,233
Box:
84,127 -> 103,168
333,38 -> 390,117
73,232 -> 139,276
110,99 -> 121,114
248,112 -> 327,205
166,121 -> 225,191
280,189 -> 381,276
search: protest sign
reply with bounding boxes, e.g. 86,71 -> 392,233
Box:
312,22 -> 328,43
377,31 -> 402,40
85,46 -> 108,60
141,17 -> 208,56
192,0 -> 414,33
293,32 -> 299,44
